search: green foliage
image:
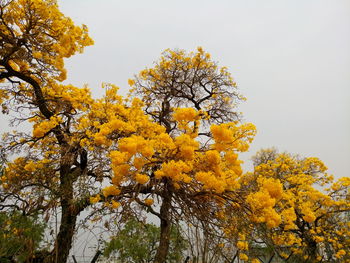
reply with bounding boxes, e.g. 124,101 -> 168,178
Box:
103,219 -> 188,263
0,211 -> 46,263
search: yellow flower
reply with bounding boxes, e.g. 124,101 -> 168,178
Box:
24,162 -> 36,172
239,253 -> 248,261
102,185 -> 121,197
237,241 -> 248,250
110,151 -> 129,166
90,194 -> 101,204
313,236 -> 324,242
173,108 -> 199,122
135,173 -> 150,184
144,198 -> 154,206
128,79 -> 135,86
111,200 -> 121,209
335,249 -> 346,258
33,116 -> 62,138
154,170 -> 165,179
206,150 -> 222,167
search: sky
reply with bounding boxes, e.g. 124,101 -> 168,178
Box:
57,0 -> 350,180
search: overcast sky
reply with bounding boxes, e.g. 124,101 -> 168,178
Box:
57,0 -> 349,180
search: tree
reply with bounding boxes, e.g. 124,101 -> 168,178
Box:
236,149 -> 350,262
112,47 -> 256,262
0,0 -> 113,262
102,218 -> 187,263
0,210 -> 46,263
1,1 -> 275,262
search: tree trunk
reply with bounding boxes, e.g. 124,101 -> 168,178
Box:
154,190 -> 172,263
43,194 -> 78,263
44,149 -> 81,263
54,203 -> 78,263
306,237 -> 318,263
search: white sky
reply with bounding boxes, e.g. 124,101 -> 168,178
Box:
57,0 -> 350,180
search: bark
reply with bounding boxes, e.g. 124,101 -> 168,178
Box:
42,190 -> 78,263
43,149 -> 84,263
154,189 -> 172,263
305,237 -> 318,263
53,204 -> 77,263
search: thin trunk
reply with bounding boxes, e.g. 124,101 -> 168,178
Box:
44,150 -> 80,263
42,196 -> 78,263
154,190 -> 172,263
54,203 -> 78,263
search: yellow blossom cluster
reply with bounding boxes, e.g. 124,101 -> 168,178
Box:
237,240 -> 249,250
246,186 -> 282,228
173,108 -> 200,123
42,82 -> 94,112
195,171 -> 227,193
0,0 -> 93,83
155,160 -> 192,183
110,200 -> 121,209
86,86 -> 165,147
102,185 -> 121,197
241,149 -> 350,261
135,173 -> 150,184
32,115 -> 62,138
95,106 -> 257,203
172,108 -> 201,133
174,134 -> 199,160
2,157 -> 55,189
211,122 -> 256,152
90,194 -> 101,204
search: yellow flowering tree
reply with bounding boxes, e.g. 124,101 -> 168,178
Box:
0,1 -> 147,262
98,47 -> 255,263
82,49 -> 257,263
0,1 -> 258,262
238,149 -> 350,262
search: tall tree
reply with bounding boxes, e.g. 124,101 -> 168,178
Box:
236,149 -> 350,262
0,0 -> 97,261
118,47 -> 256,262
83,48 -> 257,263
